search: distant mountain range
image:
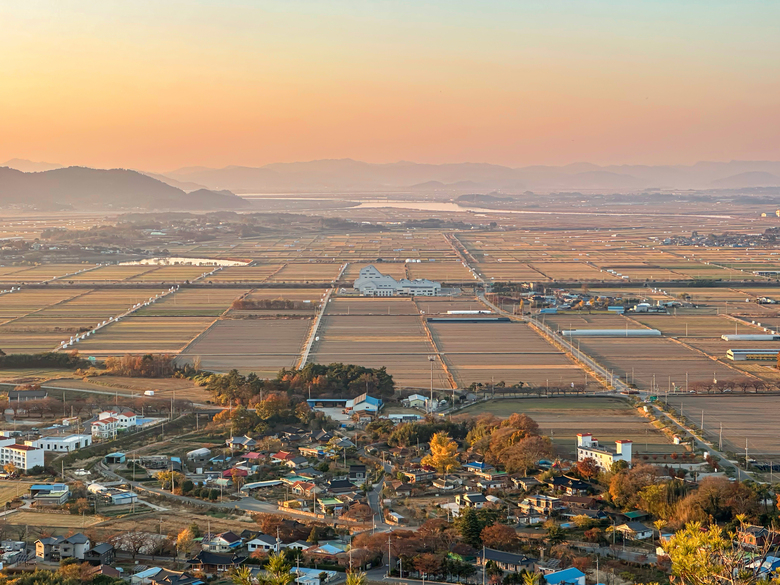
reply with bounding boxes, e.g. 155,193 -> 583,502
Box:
162,159 -> 780,193
4,158 -> 780,204
0,166 -> 249,211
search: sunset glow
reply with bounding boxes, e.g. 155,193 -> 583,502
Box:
1,1 -> 779,171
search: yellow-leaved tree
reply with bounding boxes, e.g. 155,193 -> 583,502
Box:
422,432 -> 461,474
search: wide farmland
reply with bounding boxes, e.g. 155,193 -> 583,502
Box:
327,297 -> 420,316
177,318 -> 311,376
309,314 -> 451,389
129,265 -> 211,282
629,314 -> 749,338
665,394 -> 780,459
428,321 -> 585,388
407,261 -> 474,282
0,289 -> 157,353
136,288 -> 247,317
0,264 -> 93,283
458,397 -> 679,457
76,316 -> 215,356
476,262 -> 549,282
577,337 -> 738,391
208,265 -> 284,282
66,264 -> 157,282
268,263 -> 342,282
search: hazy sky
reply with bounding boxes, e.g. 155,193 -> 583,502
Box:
1,1 -> 779,171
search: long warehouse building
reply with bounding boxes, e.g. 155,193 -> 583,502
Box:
562,329 -> 661,338
726,349 -> 780,361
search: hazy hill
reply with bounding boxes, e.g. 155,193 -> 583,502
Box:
711,171 -> 780,188
0,167 -> 249,211
2,158 -> 63,172
164,159 -> 780,193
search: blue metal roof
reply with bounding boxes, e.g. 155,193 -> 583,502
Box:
545,568 -> 586,585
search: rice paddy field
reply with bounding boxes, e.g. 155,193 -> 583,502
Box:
665,394 -> 780,459
76,316 -> 215,356
208,265 -> 284,282
407,261 -> 474,282
577,337 -> 738,391
0,289 -> 161,353
267,263 -> 343,282
135,288 -> 247,317
0,264 -> 94,283
428,320 -> 585,388
459,397 -> 680,456
177,318 -> 312,376
309,313 -> 451,388
326,297 -> 420,316
66,265 -> 157,282
129,265 -> 213,282
476,262 -> 549,282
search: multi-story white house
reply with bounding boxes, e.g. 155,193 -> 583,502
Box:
0,439 -> 44,470
99,409 -> 137,429
353,265 -> 441,297
30,434 -> 92,453
576,433 -> 632,471
93,409 -> 138,439
91,418 -> 119,439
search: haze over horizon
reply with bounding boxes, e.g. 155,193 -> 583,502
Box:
2,1 -> 779,173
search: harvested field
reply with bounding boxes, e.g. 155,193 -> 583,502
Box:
530,262 -> 618,281
0,482 -> 34,506
129,265 -> 211,282
0,289 -> 83,321
459,397 -> 679,456
50,375 -> 210,402
240,289 -> 328,302
310,314 -> 450,388
76,316 -> 215,356
326,297 -> 419,316
4,510 -> 102,528
268,263 -> 342,282
413,297 -> 487,315
98,510 -> 253,540
629,314 -> 748,338
0,264 -> 93,283
407,262 -> 473,282
0,290 -> 168,353
429,321 -> 584,388
136,289 -> 247,317
476,263 -> 548,282
178,318 -> 311,376
665,394 -> 780,458
209,265 -> 284,282
577,337 -> 738,391
67,265 -> 157,282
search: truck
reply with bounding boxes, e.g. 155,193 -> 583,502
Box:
144,390 -> 155,397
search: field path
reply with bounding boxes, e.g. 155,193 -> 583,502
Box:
298,287 -> 333,368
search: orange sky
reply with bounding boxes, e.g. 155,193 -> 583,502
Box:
1,1 -> 779,171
